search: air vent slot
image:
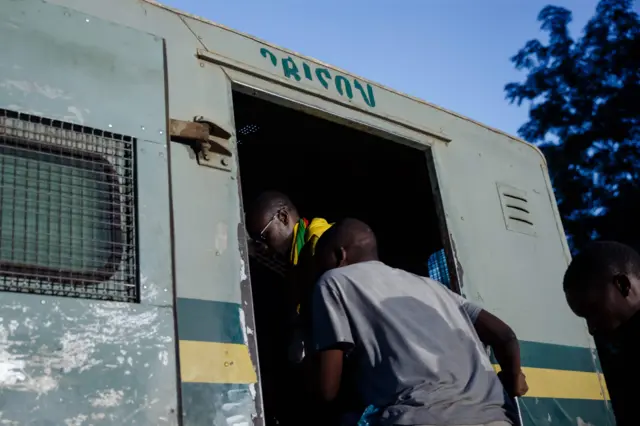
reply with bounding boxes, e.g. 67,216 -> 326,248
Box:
496,183 -> 536,236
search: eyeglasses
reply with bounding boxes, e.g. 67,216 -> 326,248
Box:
258,209 -> 283,242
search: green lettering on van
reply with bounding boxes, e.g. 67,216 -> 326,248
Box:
259,47 -> 376,108
315,68 -> 331,89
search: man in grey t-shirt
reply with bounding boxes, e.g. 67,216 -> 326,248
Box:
309,219 -> 528,426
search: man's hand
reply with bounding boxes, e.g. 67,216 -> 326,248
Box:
514,370 -> 529,397
498,369 -> 529,397
473,310 -> 527,398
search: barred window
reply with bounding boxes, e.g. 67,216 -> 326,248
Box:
0,109 -> 137,302
427,248 -> 451,289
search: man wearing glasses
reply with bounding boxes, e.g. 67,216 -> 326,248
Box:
247,190 -> 332,358
247,190 -> 332,269
246,191 -> 334,425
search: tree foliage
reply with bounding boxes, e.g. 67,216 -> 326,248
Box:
506,0 -> 640,252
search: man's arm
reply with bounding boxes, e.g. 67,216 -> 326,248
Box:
317,346 -> 346,402
310,275 -> 355,403
473,310 -> 528,397
447,288 -> 528,397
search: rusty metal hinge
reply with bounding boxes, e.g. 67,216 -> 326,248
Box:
169,116 -> 233,171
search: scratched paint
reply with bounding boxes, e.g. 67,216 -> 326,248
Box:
240,258 -> 248,282
259,47 -> 376,108
0,79 -> 89,124
0,79 -> 72,100
216,222 -> 229,254
0,295 -> 178,424
238,307 -> 249,346
219,386 -> 254,426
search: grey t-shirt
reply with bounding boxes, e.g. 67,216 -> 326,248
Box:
311,261 -> 511,426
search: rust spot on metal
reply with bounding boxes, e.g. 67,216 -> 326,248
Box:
169,117 -> 233,170
193,116 -> 231,140
169,118 -> 208,141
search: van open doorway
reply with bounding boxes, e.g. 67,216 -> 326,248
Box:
233,89 -> 454,425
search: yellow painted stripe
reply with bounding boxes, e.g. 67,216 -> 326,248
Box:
493,365 -> 609,400
180,340 -> 257,384
178,341 -> 609,398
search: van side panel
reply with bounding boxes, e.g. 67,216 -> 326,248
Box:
0,0 -> 177,424
27,0 -> 614,424
431,138 -> 613,424
41,0 -> 264,424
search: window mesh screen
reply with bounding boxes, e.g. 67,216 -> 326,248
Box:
427,248 -> 451,289
0,109 -> 137,302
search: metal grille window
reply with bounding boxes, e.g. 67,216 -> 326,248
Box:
0,109 -> 137,302
427,248 -> 451,289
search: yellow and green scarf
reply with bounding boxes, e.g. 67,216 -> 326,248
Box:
291,217 -> 332,315
290,217 -> 332,265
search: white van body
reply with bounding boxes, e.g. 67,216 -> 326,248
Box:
0,0 -> 612,424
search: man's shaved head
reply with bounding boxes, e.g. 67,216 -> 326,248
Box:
246,191 -> 300,255
247,191 -> 297,225
564,241 -> 640,334
564,241 -> 640,292
314,218 -> 378,275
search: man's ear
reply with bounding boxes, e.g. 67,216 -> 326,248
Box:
613,274 -> 631,298
278,209 -> 289,226
337,246 -> 348,267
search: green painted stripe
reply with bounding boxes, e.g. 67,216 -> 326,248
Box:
177,299 -> 600,372
520,396 -> 614,426
181,383 -> 256,425
177,298 -> 601,372
491,341 -> 599,373
520,341 -> 598,372
177,298 -> 244,344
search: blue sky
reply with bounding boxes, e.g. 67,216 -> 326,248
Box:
164,0 -> 603,137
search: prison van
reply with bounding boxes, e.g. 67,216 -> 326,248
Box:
0,0 -> 613,425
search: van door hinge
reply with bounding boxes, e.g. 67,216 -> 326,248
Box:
169,116 -> 233,171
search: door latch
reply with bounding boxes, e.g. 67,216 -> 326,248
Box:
169,116 -> 233,171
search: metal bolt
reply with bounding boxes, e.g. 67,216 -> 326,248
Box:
221,158 -> 229,166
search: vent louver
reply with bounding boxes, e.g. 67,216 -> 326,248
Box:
496,183 -> 536,237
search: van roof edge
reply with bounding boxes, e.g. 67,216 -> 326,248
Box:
141,0 -> 547,166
